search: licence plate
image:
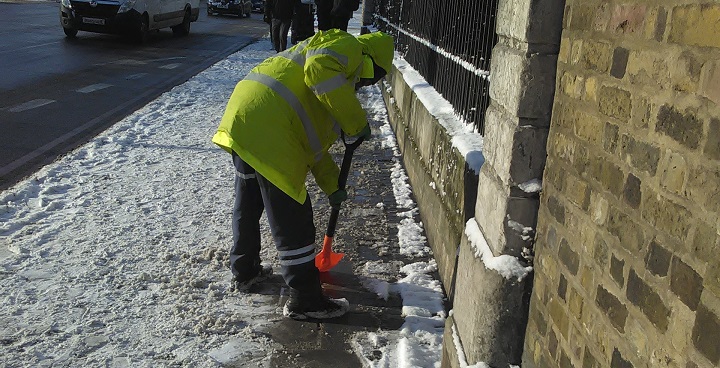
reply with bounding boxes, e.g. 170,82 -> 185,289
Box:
217,4 -> 228,8
82,17 -> 105,25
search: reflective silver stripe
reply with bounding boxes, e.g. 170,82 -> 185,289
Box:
245,72 -> 323,162
278,244 -> 315,258
236,171 -> 257,179
277,40 -> 310,67
279,253 -> 317,266
310,73 -> 349,95
306,48 -> 349,67
278,49 -> 306,67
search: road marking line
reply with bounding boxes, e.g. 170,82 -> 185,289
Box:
126,73 -> 148,80
7,99 -> 56,112
76,83 -> 113,93
113,59 -> 147,65
160,63 -> 181,69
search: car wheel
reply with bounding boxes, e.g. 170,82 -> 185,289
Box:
135,15 -> 149,43
63,27 -> 78,38
172,9 -> 191,36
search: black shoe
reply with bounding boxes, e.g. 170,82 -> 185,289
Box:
283,293 -> 349,320
232,264 -> 273,292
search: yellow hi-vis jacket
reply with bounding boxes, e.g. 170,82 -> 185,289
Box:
212,30 -> 394,204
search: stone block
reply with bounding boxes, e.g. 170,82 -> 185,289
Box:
687,164 -> 720,214
567,3 -> 596,32
607,208 -> 645,252
595,285 -> 628,333
641,190 -> 692,242
705,118 -> 720,160
546,194 -> 566,225
573,110 -> 603,147
589,155 -> 625,197
558,239 -> 580,275
670,257 -> 703,311
700,60 -> 720,105
558,273 -> 567,300
567,286 -> 584,318
630,94 -> 651,130
610,47 -> 629,79
691,221 -> 719,267
609,4 -> 647,35
490,45 -> 558,118
658,150 -> 687,195
611,348 -> 634,368
589,192 -> 609,226
648,7 -> 668,41
645,239 -> 671,277
549,297 -> 569,339
496,0 -> 564,46
564,173 -> 590,211
593,232 -> 609,268
627,269 -> 670,331
599,86 -> 632,120
560,71 -> 584,99
656,104 -> 703,150
580,40 -> 612,74
610,255 -> 625,286
622,173 -> 642,209
451,233 -> 532,367
692,304 -> 720,364
619,134 -> 660,176
668,4 -> 720,48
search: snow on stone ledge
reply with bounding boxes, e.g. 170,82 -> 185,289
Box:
464,219 -> 533,282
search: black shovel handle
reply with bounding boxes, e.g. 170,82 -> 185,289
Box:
325,132 -> 366,238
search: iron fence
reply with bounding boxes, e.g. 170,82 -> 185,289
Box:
371,0 -> 497,134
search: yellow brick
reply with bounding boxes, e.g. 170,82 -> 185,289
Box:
584,76 -> 598,102
669,4 -> 720,48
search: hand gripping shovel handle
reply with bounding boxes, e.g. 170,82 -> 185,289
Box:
316,133 -> 366,272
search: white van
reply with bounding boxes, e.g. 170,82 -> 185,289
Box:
60,0 -> 201,42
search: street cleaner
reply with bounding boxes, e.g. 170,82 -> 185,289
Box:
212,30 -> 394,320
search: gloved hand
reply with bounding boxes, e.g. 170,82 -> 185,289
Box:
328,189 -> 347,207
263,14 -> 271,24
355,125 -> 371,140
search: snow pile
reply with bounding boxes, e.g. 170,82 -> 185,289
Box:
464,219 -> 533,282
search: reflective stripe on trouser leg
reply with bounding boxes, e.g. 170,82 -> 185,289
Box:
254,173 -> 322,297
230,152 -> 265,281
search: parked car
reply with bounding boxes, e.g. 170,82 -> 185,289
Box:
250,0 -> 263,13
207,0 -> 251,17
60,0 -> 200,42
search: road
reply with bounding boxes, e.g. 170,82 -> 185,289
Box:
0,1 -> 269,189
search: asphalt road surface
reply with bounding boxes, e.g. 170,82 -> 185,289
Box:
0,0 -> 269,189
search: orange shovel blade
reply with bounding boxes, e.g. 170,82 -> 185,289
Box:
315,235 -> 344,272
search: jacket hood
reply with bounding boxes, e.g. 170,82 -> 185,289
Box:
356,32 -> 394,75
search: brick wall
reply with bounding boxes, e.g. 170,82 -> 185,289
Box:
524,1 -> 720,367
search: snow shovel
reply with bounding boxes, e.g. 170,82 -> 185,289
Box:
315,133 -> 366,272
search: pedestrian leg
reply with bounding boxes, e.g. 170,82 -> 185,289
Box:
255,174 -> 322,298
230,152 -> 265,282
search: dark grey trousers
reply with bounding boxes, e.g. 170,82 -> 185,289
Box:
231,152 -> 322,296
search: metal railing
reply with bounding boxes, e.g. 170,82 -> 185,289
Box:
372,0 -> 497,134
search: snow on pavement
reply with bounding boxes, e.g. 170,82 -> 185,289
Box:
0,39 -> 446,367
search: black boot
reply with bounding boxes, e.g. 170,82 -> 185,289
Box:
283,289 -> 349,319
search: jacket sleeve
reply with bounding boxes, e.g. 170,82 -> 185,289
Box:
310,151 -> 341,196
304,51 -> 367,137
